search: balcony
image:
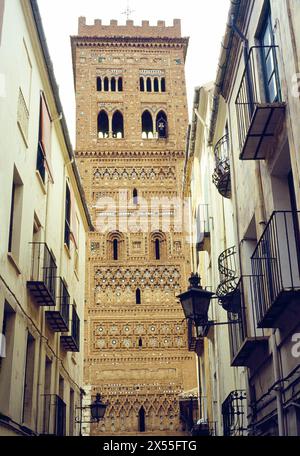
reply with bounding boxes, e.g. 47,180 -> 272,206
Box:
212,134 -> 231,199
61,307 -> 80,352
196,204 -> 210,252
45,278 -> 70,333
180,396 -> 216,436
216,246 -> 239,312
222,390 -> 247,436
236,46 -> 286,160
42,394 -> 66,436
27,243 -> 57,306
251,211 -> 300,328
228,276 -> 269,367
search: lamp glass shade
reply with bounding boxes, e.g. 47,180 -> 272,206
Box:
178,288 -> 213,325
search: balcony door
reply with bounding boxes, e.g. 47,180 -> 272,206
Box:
260,12 -> 281,103
288,172 -> 300,276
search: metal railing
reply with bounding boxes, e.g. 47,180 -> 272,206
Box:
43,394 -> 66,436
180,396 -> 216,435
216,246 -> 239,306
228,276 -> 267,362
46,278 -> 70,332
71,307 -> 80,350
58,279 -> 70,328
222,390 -> 247,436
61,307 -> 80,352
212,134 -> 231,198
235,45 -> 282,153
251,211 -> 300,327
28,242 -> 57,304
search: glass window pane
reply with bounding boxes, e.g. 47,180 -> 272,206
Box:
265,52 -> 275,80
268,74 -> 278,102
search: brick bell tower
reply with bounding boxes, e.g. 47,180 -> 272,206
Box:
71,17 -> 197,436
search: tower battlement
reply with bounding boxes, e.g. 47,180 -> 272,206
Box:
78,17 -> 182,38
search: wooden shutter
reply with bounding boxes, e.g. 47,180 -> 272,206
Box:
39,93 -> 54,182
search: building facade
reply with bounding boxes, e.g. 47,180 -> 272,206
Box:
183,83 -> 247,436
187,0 -> 300,436
0,0 -> 92,436
71,18 -> 198,435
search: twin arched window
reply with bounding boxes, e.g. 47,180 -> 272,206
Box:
141,110 -> 168,139
112,111 -> 124,138
98,110 -> 124,139
97,109 -> 167,140
97,76 -> 123,92
98,110 -> 109,138
142,110 -> 154,139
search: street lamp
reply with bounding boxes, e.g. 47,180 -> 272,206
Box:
177,273 -> 214,336
76,390 -> 108,435
90,393 -> 108,422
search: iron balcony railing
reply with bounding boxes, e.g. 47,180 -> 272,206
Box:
212,134 -> 231,199
228,276 -> 268,366
61,307 -> 80,352
216,246 -> 239,310
180,396 -> 216,436
43,394 -> 66,436
251,211 -> 300,328
27,242 -> 57,306
235,45 -> 285,160
45,278 -> 70,333
222,390 -> 247,436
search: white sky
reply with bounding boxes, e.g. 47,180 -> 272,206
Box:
37,0 -> 230,146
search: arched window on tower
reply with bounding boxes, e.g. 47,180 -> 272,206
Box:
138,338 -> 143,349
139,407 -> 146,432
136,289 -> 141,305
146,77 -> 152,92
141,110 -> 154,139
150,231 -> 166,261
96,77 -> 102,92
113,239 -> 119,261
104,77 -> 109,92
112,111 -> 124,138
156,111 -> 168,139
118,77 -> 123,92
155,239 -> 161,260
111,77 -> 116,92
140,77 -> 145,92
133,188 -> 138,205
108,232 -> 124,261
161,77 -> 166,92
154,77 -> 159,92
97,110 -> 109,138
